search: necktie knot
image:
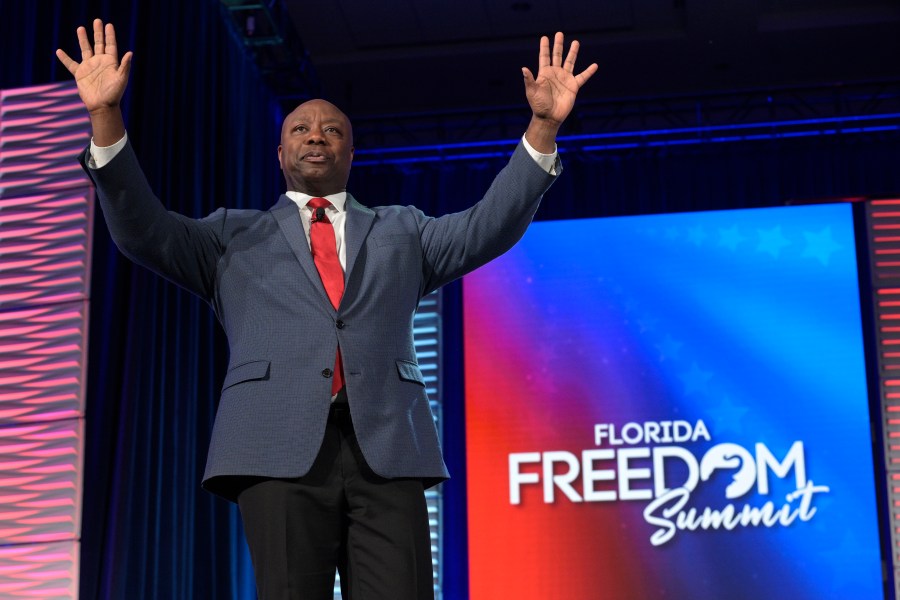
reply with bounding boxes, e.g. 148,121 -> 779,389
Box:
307,196 -> 331,208
308,197 -> 332,224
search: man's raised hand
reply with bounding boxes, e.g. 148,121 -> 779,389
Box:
56,19 -> 132,116
523,32 -> 597,129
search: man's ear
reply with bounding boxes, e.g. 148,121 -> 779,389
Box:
277,145 -> 283,169
350,146 -> 354,162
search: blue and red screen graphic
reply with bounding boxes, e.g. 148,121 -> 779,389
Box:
464,204 -> 883,599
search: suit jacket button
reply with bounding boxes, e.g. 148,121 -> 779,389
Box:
322,368 -> 333,378
336,320 -> 345,329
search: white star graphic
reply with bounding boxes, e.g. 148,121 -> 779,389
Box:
710,395 -> 749,434
802,226 -> 842,266
718,225 -> 747,251
688,225 -> 708,246
680,362 -> 714,396
656,334 -> 683,362
756,226 -> 791,258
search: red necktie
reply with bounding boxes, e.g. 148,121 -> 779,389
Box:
307,197 -> 345,395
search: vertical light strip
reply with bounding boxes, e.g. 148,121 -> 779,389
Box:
0,82 -> 92,599
864,198 -> 900,599
331,290 -> 443,599
415,291 -> 443,599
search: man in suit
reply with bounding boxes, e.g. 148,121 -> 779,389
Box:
58,19 -> 596,600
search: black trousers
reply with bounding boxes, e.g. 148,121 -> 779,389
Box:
237,403 -> 434,600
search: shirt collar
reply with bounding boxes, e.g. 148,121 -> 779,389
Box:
285,190 -> 347,212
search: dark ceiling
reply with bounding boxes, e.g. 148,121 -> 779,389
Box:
281,0 -> 900,119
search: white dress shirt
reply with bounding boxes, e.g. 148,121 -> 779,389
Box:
286,191 -> 348,270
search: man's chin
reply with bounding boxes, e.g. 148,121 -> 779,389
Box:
296,164 -> 334,178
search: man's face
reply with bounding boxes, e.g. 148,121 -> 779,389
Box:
278,99 -> 354,196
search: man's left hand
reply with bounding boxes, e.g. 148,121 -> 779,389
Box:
523,32 -> 598,127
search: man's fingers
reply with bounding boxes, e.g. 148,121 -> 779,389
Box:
118,51 -> 134,78
105,23 -> 119,61
574,63 -> 599,88
551,32 -> 564,67
77,26 -> 92,59
538,36 -> 551,69
522,67 -> 537,92
55,49 -> 79,76
92,19 -> 104,57
563,40 -> 580,73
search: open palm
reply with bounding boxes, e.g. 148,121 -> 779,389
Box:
56,20 -> 132,114
523,32 -> 597,126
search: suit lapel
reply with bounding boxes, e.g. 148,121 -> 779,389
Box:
271,195 -> 333,309
344,194 -> 375,284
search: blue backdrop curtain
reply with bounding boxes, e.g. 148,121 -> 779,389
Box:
4,1 -> 900,598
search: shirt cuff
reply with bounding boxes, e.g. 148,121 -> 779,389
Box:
88,133 -> 129,169
521,134 -> 558,176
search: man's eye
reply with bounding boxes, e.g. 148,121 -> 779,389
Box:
294,125 -> 306,132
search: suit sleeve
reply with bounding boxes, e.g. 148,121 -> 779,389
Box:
416,141 -> 559,294
79,140 -> 224,300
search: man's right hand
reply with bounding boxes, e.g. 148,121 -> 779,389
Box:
56,19 -> 132,146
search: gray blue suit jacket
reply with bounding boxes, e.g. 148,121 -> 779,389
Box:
82,140 -> 558,502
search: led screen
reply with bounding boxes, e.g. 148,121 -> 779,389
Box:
464,204 -> 883,599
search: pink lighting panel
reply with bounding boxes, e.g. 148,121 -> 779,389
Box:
0,419 -> 84,543
0,302 -> 89,422
0,82 -> 92,599
0,83 -> 92,196
0,541 -> 79,598
0,189 -> 93,309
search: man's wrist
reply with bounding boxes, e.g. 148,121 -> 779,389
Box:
89,132 -> 128,169
524,116 -> 560,154
88,105 -> 126,147
522,134 -> 558,176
